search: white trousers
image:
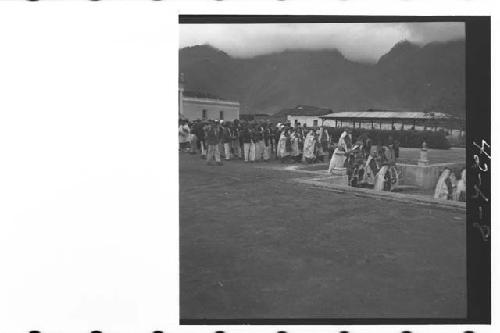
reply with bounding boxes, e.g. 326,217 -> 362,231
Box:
224,143 -> 231,160
207,144 -> 221,163
243,143 -> 251,161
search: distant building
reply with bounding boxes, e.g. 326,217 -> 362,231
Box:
320,109 -> 465,136
281,105 -> 333,127
179,74 -> 240,121
287,115 -> 323,127
181,94 -> 240,122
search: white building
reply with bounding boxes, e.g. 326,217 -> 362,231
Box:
181,96 -> 240,121
179,75 -> 240,121
287,115 -> 324,127
283,105 -> 333,127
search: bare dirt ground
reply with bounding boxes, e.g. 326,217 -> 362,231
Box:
179,152 -> 466,319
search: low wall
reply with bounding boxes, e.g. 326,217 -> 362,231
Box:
397,163 -> 465,190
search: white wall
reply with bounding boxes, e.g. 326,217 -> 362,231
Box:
287,115 -> 323,127
182,99 -> 239,121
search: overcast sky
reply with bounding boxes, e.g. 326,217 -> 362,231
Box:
180,22 -> 465,63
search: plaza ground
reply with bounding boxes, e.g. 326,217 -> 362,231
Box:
179,148 -> 466,319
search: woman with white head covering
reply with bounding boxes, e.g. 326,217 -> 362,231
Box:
275,125 -> 283,158
303,129 -> 316,162
434,168 -> 452,200
454,168 -> 466,201
277,127 -> 290,162
316,127 -> 330,162
290,129 -> 300,161
328,130 -> 348,173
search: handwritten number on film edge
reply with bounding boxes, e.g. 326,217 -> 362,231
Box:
472,139 -> 490,242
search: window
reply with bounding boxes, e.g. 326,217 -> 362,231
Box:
294,119 -> 298,126
202,109 -> 207,120
313,119 -> 318,127
220,110 -> 224,120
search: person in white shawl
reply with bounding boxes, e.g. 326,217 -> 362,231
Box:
302,130 -> 316,162
434,168 -> 452,200
454,168 -> 466,201
277,127 -> 290,161
316,127 -> 330,161
290,129 -> 300,161
328,131 -> 348,173
362,146 -> 379,185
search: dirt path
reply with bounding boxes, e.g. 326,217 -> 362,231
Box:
180,153 -> 466,319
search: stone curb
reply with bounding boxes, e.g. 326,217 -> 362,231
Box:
294,177 -> 466,212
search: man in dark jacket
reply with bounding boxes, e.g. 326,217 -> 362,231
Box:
231,121 -> 241,159
240,124 -> 252,162
254,124 -> 265,162
205,121 -> 223,166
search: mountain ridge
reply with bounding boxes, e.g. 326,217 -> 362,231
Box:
179,39 -> 465,117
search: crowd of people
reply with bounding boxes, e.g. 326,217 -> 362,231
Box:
327,129 -> 401,190
179,118 -> 406,190
179,119 -> 332,165
180,118 -> 466,198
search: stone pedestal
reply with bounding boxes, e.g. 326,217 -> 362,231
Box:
415,165 -> 431,188
418,151 -> 429,166
418,141 -> 429,166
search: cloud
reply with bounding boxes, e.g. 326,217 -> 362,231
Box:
180,22 -> 464,63
403,22 -> 465,44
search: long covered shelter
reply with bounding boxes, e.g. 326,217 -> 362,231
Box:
320,111 -> 465,135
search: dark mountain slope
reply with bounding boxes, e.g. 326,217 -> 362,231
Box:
179,40 -> 465,117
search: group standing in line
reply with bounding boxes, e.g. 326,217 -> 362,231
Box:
179,119 -> 332,165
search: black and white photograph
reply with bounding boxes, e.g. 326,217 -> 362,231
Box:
0,2 -> 494,333
179,17 -> 490,324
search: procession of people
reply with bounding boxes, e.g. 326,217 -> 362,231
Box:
179,119 -> 333,165
179,119 -> 398,188
179,118 -> 465,199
